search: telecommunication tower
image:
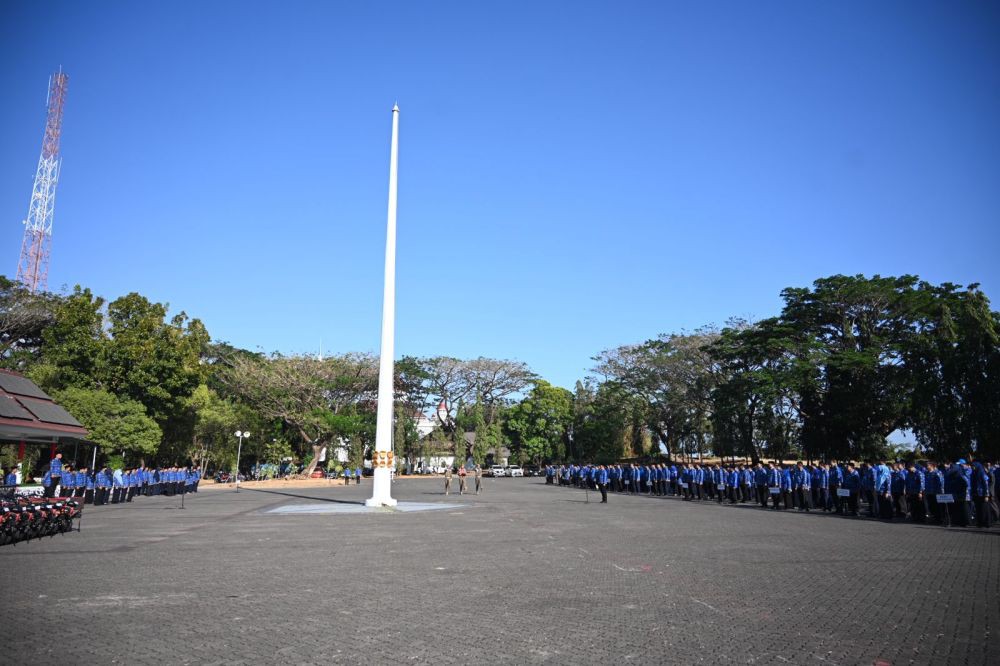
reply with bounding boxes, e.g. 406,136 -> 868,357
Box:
16,70 -> 69,293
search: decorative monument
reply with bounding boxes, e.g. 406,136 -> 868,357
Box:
366,104 -> 400,508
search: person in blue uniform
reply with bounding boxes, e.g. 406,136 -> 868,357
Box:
765,463 -> 781,510
94,467 -> 110,505
924,462 -> 944,524
813,464 -> 829,512
944,460 -> 971,527
794,463 -> 811,511
971,461 -> 993,528
842,463 -> 861,516
904,462 -> 925,523
828,462 -> 843,513
596,465 -> 609,503
3,467 -> 16,488
890,463 -> 908,518
45,453 -> 63,498
754,464 -> 768,507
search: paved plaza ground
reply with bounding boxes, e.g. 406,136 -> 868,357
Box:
3,477 -> 997,665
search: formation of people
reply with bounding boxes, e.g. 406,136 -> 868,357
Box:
5,453 -> 203,506
544,458 -> 998,528
443,465 -> 483,495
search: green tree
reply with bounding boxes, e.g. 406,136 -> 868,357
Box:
905,282 -> 1000,460
54,387 -> 162,463
220,353 -> 377,475
27,286 -> 105,391
0,275 -> 60,371
505,380 -> 573,465
101,293 -> 209,434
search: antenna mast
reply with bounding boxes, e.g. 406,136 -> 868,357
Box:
16,70 -> 69,293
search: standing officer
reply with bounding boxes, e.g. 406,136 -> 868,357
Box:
794,462 -> 811,511
904,461 -> 926,523
596,465 -> 609,503
874,460 -> 893,519
924,462 -> 943,524
842,463 -> 861,516
444,466 -> 452,495
755,464 -> 768,507
944,460 -> 971,526
766,463 -> 781,509
828,461 -> 843,513
813,463 -> 829,512
891,463 -> 908,518
474,465 -> 482,494
45,452 -> 63,498
971,461 -> 993,528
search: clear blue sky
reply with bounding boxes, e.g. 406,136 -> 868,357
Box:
2,1 -> 998,390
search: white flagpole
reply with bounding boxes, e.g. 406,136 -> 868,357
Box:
367,104 -> 400,508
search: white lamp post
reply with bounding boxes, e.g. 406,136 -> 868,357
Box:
234,430 -> 250,492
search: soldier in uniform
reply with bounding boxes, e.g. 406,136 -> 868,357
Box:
474,465 -> 482,494
444,466 -> 452,495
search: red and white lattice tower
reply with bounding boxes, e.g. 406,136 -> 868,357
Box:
16,70 -> 69,293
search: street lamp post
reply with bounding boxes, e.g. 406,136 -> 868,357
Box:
234,430 -> 250,492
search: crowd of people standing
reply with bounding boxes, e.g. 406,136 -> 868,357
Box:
544,458 -> 997,528
2,453 -> 202,506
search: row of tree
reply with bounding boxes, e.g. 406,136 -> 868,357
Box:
593,275 -> 1000,463
2,273 -> 997,472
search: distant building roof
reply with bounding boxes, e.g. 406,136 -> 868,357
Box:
0,370 -> 89,444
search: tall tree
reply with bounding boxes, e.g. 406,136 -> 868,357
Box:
504,380 -> 573,465
220,353 -> 377,475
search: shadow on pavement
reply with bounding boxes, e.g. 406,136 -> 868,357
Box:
240,487 -> 365,506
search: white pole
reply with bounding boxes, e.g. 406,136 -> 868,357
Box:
367,103 -> 400,508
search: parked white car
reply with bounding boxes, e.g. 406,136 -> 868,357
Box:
507,465 -> 524,477
490,465 -> 506,478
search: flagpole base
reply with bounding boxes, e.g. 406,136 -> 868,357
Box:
365,467 -> 397,507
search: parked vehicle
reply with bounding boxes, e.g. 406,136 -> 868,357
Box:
507,465 -> 524,477
523,465 -> 540,477
490,465 -> 506,478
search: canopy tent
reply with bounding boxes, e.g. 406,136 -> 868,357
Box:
0,370 -> 91,466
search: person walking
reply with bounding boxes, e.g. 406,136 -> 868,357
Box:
444,466 -> 453,495
474,465 -> 482,494
458,465 -> 467,495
